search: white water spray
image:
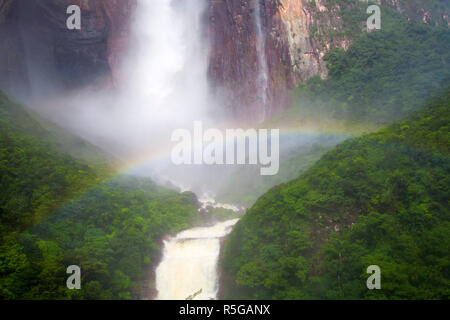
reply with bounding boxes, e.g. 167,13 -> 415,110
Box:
254,0 -> 270,121
155,218 -> 239,300
36,0 -> 214,161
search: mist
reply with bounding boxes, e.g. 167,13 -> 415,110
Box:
23,0 -> 227,188
6,0 -> 340,198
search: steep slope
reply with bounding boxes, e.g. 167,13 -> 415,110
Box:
214,16 -> 449,208
207,0 -> 450,119
0,91 -> 109,232
220,89 -> 450,299
0,92 -> 198,299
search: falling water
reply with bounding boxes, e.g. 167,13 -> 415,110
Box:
155,218 -> 239,300
35,0 -> 214,160
254,0 -> 270,121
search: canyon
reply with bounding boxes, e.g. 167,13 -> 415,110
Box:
0,0 -> 448,120
0,0 -> 448,301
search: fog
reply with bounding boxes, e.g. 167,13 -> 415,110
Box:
28,0 -> 225,187
6,0 -> 340,197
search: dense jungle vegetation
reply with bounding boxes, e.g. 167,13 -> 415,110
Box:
218,4 -> 450,209
0,92 -> 198,299
287,7 -> 450,125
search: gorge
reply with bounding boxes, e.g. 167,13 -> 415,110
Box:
0,0 -> 448,301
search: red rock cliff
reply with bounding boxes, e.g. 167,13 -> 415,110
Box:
206,0 -> 449,122
1,0 -> 448,121
0,0 -> 136,97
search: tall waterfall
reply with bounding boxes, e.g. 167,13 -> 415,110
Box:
43,0 -> 214,159
121,0 -> 211,128
254,0 -> 270,121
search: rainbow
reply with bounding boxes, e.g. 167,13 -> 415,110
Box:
31,118 -> 366,228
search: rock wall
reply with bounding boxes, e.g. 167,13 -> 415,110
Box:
0,0 -> 136,98
0,0 -> 448,120
206,0 -> 360,122
207,0 -> 294,122
206,0 -> 449,122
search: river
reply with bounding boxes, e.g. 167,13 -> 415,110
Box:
154,195 -> 241,300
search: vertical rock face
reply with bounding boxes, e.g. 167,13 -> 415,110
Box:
206,0 -> 347,122
277,0 -> 349,81
0,0 -> 448,120
206,0 -> 355,122
207,0 -> 449,122
102,0 -> 137,85
207,0 -> 295,122
277,0 -> 450,84
0,0 -> 136,98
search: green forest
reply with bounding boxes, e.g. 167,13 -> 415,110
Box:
0,0 -> 449,301
216,9 -> 450,209
220,89 -> 450,299
0,92 -> 198,299
220,10 -> 450,295
216,138 -> 343,207
282,6 -> 450,126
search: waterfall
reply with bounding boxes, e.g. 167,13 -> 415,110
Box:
41,0 -> 215,159
254,0 -> 270,121
155,218 -> 239,300
121,0 -> 211,127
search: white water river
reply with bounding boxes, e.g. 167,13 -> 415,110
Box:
155,218 -> 239,300
155,194 -> 242,300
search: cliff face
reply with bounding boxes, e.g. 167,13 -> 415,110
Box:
0,0 -> 448,120
207,0 -> 295,122
207,0 -> 450,122
0,0 -> 135,98
277,0 -> 450,82
277,0 -> 348,81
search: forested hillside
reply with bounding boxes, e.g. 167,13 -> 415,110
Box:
220,89 -> 450,299
215,12 -> 449,209
216,137 -> 344,207
279,11 -> 450,126
0,92 -> 198,299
